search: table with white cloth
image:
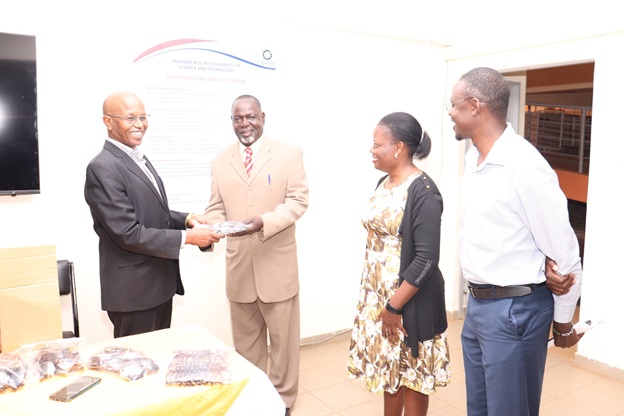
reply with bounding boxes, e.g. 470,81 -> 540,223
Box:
0,324 -> 285,415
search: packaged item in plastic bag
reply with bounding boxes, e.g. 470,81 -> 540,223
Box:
87,345 -> 158,381
0,353 -> 28,393
166,348 -> 233,386
20,337 -> 86,381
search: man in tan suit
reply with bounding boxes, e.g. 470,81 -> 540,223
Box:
202,95 -> 309,415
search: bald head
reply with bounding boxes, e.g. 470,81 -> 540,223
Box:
103,91 -> 143,116
102,91 -> 148,148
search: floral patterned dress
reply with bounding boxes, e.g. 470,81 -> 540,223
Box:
347,173 -> 451,395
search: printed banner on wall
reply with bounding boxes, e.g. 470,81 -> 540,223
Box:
130,39 -> 276,212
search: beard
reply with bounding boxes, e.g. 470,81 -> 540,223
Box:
238,135 -> 255,145
453,126 -> 467,141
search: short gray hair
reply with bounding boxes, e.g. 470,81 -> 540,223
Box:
460,67 -> 510,121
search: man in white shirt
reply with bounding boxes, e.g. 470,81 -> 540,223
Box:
448,67 -> 583,416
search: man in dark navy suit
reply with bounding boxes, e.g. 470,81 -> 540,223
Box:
85,91 -> 222,338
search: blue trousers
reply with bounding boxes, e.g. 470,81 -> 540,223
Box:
461,285 -> 553,416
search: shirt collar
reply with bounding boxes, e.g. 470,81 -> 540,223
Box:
466,122 -> 515,170
239,134 -> 263,157
106,138 -> 144,163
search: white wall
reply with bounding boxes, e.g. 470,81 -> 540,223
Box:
0,3 -> 448,346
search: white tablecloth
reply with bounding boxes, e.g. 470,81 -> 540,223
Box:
0,324 -> 285,415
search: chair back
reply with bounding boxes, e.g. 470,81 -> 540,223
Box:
56,260 -> 80,338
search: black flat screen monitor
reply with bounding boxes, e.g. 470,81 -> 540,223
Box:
0,32 -> 39,196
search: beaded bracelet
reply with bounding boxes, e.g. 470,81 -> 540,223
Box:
385,300 -> 403,315
552,325 -> 575,337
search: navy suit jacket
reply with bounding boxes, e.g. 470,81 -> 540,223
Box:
85,140 -> 187,312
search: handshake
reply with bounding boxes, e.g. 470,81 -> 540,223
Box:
184,214 -> 264,248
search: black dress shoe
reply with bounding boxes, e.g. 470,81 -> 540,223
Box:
285,408 -> 291,416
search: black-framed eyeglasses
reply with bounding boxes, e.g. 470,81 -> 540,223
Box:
107,114 -> 150,124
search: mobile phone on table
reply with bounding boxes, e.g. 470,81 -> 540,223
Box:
49,375 -> 102,402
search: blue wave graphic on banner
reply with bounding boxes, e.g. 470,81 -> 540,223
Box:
134,39 -> 274,70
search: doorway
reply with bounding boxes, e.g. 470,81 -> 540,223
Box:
505,62 -> 593,263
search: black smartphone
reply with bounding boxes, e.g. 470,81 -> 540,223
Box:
49,375 -> 102,402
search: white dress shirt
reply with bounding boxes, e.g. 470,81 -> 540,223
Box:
239,135 -> 263,168
459,123 -> 582,322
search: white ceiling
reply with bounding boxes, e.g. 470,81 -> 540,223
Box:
284,1 -> 623,49
5,1 -> 622,53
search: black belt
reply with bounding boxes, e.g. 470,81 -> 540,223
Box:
468,282 -> 546,300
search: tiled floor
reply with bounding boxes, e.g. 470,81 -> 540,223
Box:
290,317 -> 624,416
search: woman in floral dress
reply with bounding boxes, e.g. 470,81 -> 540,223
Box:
348,112 -> 450,415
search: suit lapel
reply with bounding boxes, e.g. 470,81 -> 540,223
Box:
227,139 -> 272,184
229,143 -> 250,182
144,157 -> 168,206
249,139 -> 271,183
104,141 -> 167,208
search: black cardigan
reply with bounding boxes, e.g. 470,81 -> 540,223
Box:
377,172 -> 448,356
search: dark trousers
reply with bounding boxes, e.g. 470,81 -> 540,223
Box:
107,298 -> 173,338
461,284 -> 553,416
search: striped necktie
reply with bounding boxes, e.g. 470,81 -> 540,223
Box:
244,147 -> 253,176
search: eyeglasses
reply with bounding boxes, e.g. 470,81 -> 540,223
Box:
445,97 -> 474,111
232,116 -> 257,126
107,114 -> 150,124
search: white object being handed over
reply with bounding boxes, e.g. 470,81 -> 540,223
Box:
548,319 -> 600,347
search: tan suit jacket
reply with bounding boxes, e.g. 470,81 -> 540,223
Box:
203,137 -> 309,303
